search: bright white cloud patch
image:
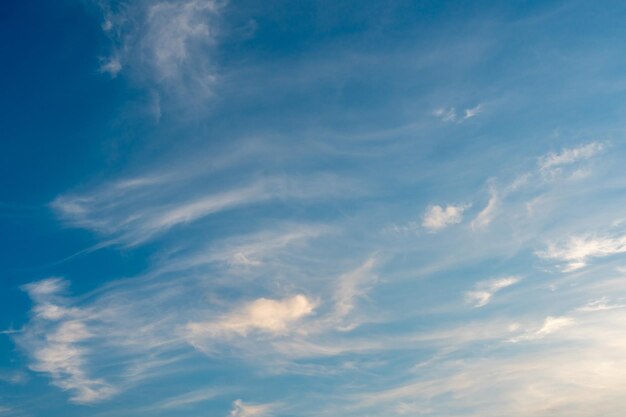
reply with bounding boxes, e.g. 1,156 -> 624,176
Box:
537,233 -> 626,271
464,276 -> 520,308
422,204 -> 468,231
186,295 -> 315,341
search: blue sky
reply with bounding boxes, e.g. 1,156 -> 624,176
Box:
3,1 -> 626,416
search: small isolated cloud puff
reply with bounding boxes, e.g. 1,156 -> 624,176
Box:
422,204 -> 469,232
464,276 -> 520,308
229,399 -> 274,417
537,233 -> 626,272
539,142 -> 604,177
186,294 -> 315,340
99,56 -> 122,77
463,104 -> 482,120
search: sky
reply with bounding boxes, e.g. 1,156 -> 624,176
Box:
3,1 -> 626,416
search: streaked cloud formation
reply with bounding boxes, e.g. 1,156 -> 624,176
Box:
539,142 -> 605,178
470,184 -> 499,230
17,279 -> 116,403
432,104 -> 482,123
464,276 -> 520,307
538,232 -> 626,271
5,2 -> 626,417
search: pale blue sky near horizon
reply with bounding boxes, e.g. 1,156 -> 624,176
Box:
3,1 -> 626,416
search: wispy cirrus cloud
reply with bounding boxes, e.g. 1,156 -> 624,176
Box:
98,55 -> 122,77
327,257 -> 378,331
52,174 -> 357,247
470,184 -> 499,230
539,141 -> 605,178
432,104 -> 482,123
16,252 -> 381,404
510,315 -> 576,342
537,232 -> 626,271
185,256 -> 379,357
11,1 -> 626,415
464,276 -> 521,308
344,303 -> 626,417
98,0 -> 225,95
151,387 -> 224,410
16,279 -> 117,404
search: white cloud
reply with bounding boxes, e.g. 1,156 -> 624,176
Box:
537,233 -> 626,271
183,257 -> 380,360
432,107 -> 457,122
422,204 -> 468,232
578,297 -> 626,312
349,305 -> 626,417
331,257 -> 378,330
463,104 -> 482,120
229,399 -> 274,417
52,175 -> 354,247
23,277 -> 67,299
146,185 -> 270,232
432,104 -> 482,123
27,319 -> 116,403
144,0 -> 220,81
470,185 -> 499,230
154,387 -> 222,410
464,276 -> 520,308
0,370 -> 27,385
511,316 -> 575,342
534,315 -> 575,338
98,0 -> 223,95
539,142 -> 604,177
154,224 -> 328,277
99,56 -> 122,77
186,294 -> 315,341
17,279 -> 117,404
